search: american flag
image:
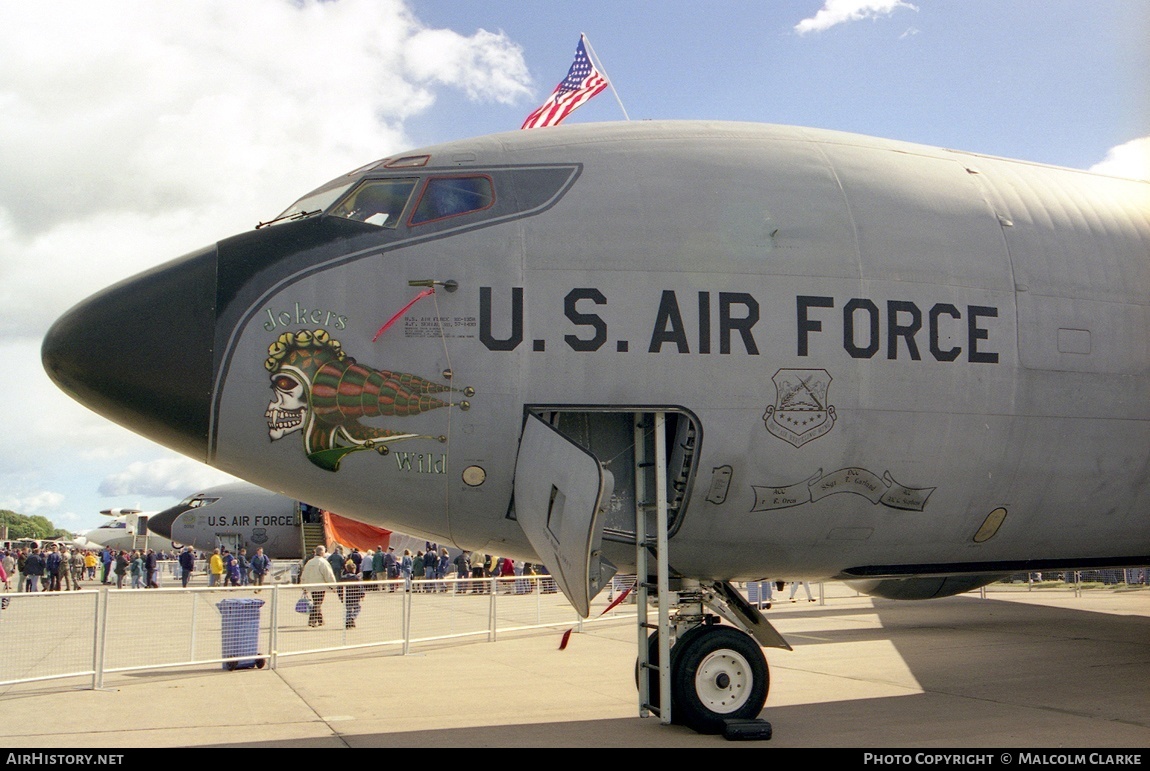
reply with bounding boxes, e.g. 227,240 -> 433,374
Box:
521,36 -> 609,129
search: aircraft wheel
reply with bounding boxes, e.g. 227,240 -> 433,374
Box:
671,625 -> 768,734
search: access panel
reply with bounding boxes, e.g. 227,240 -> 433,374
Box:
513,412 -> 617,617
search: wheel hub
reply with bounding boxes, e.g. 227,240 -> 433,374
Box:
694,649 -> 752,713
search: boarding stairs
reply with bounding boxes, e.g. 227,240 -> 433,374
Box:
300,521 -> 325,560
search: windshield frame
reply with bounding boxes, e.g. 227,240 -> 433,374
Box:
263,180 -> 357,228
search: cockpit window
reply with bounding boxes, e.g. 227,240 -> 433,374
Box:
265,180 -> 356,227
410,175 -> 495,225
329,178 -> 419,228
178,496 -> 220,509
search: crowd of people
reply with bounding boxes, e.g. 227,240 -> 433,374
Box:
295,543 -> 549,592
294,543 -> 555,629
0,539 -> 558,600
0,543 -> 185,593
0,542 -> 259,593
203,546 -> 272,588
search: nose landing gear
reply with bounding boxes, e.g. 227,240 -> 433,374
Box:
671,625 -> 768,734
638,619 -> 772,735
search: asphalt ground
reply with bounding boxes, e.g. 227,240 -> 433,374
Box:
0,582 -> 1147,750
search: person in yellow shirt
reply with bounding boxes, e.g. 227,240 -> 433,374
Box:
83,550 -> 98,581
209,548 -> 224,587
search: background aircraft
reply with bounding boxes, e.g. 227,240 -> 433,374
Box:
148,481 -> 309,559
1,537 -> 77,552
42,120 -> 1150,734
147,480 -> 427,561
75,509 -> 178,553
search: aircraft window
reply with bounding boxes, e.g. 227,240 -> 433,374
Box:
265,181 -> 355,227
383,154 -> 430,168
410,175 -> 495,225
329,178 -> 418,228
187,497 -> 220,509
346,158 -> 388,176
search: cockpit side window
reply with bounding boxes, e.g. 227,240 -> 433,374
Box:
409,175 -> 495,225
329,178 -> 418,228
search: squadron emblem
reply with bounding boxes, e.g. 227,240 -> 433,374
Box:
763,368 -> 836,447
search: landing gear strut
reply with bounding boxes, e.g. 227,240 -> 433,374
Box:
632,413 -> 782,735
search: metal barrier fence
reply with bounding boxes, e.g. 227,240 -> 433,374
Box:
1006,569 -> 1148,586
0,575 -> 636,690
3,572 -> 1144,691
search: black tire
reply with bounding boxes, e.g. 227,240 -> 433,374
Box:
225,660 -> 238,671
670,625 -> 769,734
256,658 -> 266,669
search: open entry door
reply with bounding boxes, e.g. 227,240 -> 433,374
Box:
514,413 -> 617,617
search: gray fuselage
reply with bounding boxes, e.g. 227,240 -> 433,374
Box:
44,121 -> 1150,583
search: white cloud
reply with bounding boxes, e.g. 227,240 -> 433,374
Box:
795,0 -> 918,35
0,0 -> 532,341
405,28 -> 531,103
0,0 -> 531,528
98,458 -> 239,498
1090,137 -> 1150,181
0,490 -> 65,515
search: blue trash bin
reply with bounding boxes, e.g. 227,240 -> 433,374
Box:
216,598 -> 266,670
746,582 -> 772,608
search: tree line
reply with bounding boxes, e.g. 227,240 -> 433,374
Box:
0,510 -> 73,540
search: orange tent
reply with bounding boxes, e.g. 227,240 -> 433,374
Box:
323,511 -> 392,551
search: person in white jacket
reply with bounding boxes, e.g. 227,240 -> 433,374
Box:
300,545 -> 338,627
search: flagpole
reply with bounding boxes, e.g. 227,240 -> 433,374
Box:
581,33 -> 630,121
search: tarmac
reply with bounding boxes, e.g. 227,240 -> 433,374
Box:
1,582 -> 1148,749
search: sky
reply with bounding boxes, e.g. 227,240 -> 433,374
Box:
1,0 -> 1147,537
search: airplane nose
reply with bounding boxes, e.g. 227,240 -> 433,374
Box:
147,504 -> 184,540
41,244 -> 218,460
